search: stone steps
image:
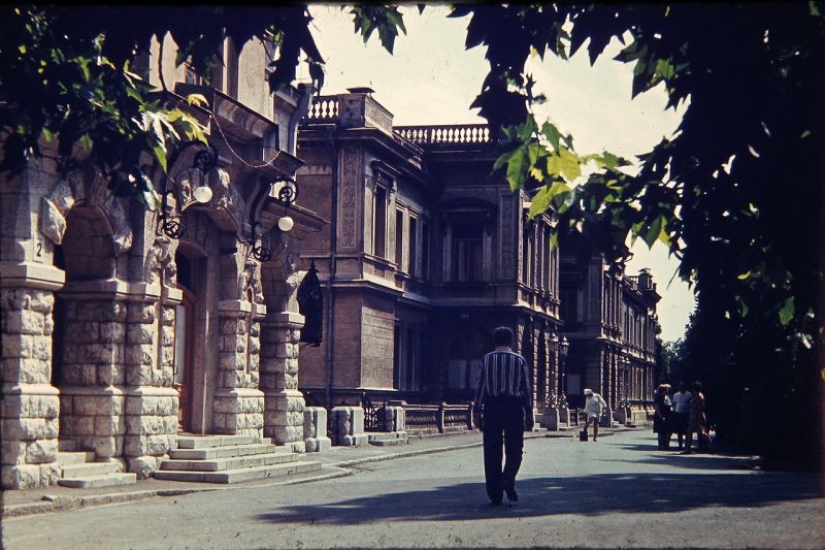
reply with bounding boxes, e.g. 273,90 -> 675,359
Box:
153,460 -> 320,484
56,447 -> 137,489
58,473 -> 139,489
159,451 -> 299,472
154,435 -> 322,484
169,443 -> 281,460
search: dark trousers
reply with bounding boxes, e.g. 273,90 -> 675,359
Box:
482,396 -> 525,503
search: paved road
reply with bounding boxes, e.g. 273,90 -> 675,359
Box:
3,429 -> 824,549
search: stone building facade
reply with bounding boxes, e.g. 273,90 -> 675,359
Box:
294,90 -> 658,423
0,33 -> 318,489
559,253 -> 660,419
296,90 -> 577,419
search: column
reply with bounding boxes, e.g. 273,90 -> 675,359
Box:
123,283 -> 179,478
213,300 -> 265,438
260,311 -> 306,451
0,263 -> 64,489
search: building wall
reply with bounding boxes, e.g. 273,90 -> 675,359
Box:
0,31 -> 312,490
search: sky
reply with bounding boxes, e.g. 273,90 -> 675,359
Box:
305,5 -> 695,343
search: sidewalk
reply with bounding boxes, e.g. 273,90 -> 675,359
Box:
0,427 -> 595,519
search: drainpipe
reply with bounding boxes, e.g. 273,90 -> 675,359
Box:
288,83 -> 315,156
325,126 -> 338,410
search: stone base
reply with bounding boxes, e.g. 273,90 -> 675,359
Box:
331,406 -> 366,447
213,388 -> 264,437
538,409 -> 560,431
367,432 -> 408,446
303,406 -> 332,452
264,389 -> 305,446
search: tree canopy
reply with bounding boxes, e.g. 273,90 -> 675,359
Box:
2,3 -> 823,464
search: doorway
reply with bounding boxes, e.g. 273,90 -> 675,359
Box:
174,249 -> 204,433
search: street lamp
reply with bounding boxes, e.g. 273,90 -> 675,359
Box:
559,335 -> 569,399
548,332 -> 559,408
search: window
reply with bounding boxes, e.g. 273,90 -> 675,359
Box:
184,62 -> 203,86
373,186 -> 387,258
421,222 -> 430,280
409,217 -> 418,277
395,210 -> 404,268
451,223 -> 483,282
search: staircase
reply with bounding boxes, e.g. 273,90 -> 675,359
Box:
153,435 -> 322,484
56,442 -> 137,489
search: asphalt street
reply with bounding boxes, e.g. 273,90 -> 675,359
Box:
2,429 -> 824,549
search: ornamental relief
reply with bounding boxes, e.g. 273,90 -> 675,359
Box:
39,164 -> 133,256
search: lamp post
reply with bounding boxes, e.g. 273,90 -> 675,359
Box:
559,335 -> 569,400
548,332 -> 558,405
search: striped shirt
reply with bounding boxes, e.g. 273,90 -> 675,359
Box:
474,347 -> 533,411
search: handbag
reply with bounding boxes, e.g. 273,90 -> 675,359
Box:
579,429 -> 588,441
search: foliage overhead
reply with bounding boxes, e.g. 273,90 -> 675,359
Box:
0,5 -> 326,208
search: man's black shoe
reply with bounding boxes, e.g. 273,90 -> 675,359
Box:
503,480 -> 518,502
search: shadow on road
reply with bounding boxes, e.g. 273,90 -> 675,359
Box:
253,467 -> 823,526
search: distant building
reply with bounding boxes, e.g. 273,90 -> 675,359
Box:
295,90 -> 658,424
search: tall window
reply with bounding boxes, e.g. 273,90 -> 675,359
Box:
409,217 -> 418,277
395,209 -> 404,268
421,222 -> 430,280
451,223 -> 483,282
373,186 -> 387,258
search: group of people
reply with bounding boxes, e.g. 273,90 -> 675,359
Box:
653,381 -> 714,454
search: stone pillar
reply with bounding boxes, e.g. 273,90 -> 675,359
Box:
260,311 -> 306,451
331,406 -> 367,447
303,406 -> 331,452
122,284 -> 179,478
0,264 -> 64,489
213,300 -> 265,438
58,286 -> 132,463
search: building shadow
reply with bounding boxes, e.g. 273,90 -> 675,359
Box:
253,468 -> 823,526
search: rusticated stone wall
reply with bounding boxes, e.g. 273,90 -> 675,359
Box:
260,312 -> 306,451
0,287 -> 61,489
213,301 -> 265,437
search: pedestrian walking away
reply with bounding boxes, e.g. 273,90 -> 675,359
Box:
653,383 -> 673,450
671,381 -> 691,450
474,326 -> 534,505
582,389 -> 607,441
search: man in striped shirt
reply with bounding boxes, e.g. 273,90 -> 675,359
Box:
474,326 -> 534,505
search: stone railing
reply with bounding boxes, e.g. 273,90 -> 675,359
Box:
403,402 -> 475,435
305,96 -> 339,122
395,124 -> 492,147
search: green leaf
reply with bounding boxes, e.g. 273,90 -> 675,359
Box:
529,181 -> 570,217
506,146 -> 529,190
642,215 -> 664,248
778,297 -> 795,326
558,146 -> 582,182
541,121 -> 561,151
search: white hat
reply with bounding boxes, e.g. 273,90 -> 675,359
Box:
583,388 -> 593,396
